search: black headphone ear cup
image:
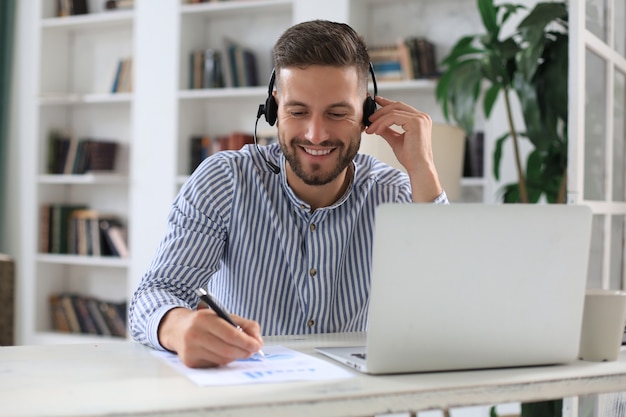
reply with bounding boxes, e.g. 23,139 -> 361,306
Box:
265,95 -> 278,126
362,96 -> 377,127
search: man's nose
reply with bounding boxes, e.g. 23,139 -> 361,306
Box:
303,113 -> 330,144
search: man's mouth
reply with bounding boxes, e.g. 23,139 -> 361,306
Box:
301,146 -> 333,156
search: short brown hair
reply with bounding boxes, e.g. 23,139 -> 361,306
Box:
272,20 -> 370,92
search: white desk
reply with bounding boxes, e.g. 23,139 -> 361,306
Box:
1,332 -> 625,417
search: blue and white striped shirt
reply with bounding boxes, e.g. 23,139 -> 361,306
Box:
129,143 -> 448,350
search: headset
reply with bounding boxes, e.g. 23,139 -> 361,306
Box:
254,63 -> 379,174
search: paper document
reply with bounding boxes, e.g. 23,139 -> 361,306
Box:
153,345 -> 355,386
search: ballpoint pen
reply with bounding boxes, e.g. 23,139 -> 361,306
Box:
195,288 -> 265,358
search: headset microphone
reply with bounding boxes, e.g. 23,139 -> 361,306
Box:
254,113 -> 280,174
255,69 -> 280,174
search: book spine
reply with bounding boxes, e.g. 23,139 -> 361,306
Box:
49,294 -> 71,333
73,295 -> 99,335
86,298 -> 112,336
59,294 -> 82,333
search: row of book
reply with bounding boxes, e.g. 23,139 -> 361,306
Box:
47,131 -> 119,175
105,0 -> 135,10
369,37 -> 439,81
189,39 -> 260,89
186,0 -> 233,3
50,293 -> 127,337
111,57 -> 133,93
40,204 -> 129,258
57,0 -> 88,16
189,132 -> 255,173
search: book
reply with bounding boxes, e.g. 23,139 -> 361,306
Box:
49,293 -> 127,337
203,49 -> 225,89
119,58 -> 133,92
193,50 -> 204,89
49,294 -> 71,333
223,38 -> 259,88
71,0 -> 89,15
99,300 -> 127,337
39,205 -> 51,253
56,0 -> 89,16
85,298 -> 112,336
368,44 -> 405,81
111,57 -> 133,93
105,0 -> 134,9
227,132 -> 254,151
48,134 -> 119,175
99,217 -> 129,258
72,295 -> 100,335
415,37 -> 437,77
87,140 -> 118,172
63,137 -> 80,175
189,135 -> 212,173
397,38 -> 414,80
111,59 -> 123,93
47,130 -> 71,174
48,204 -> 88,254
69,209 -> 101,256
59,293 -> 82,333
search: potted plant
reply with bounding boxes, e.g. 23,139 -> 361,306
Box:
435,0 -> 568,204
436,0 -> 568,415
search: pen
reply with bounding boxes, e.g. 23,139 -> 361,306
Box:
195,288 -> 265,358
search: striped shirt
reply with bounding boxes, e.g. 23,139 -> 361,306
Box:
129,143 -> 448,350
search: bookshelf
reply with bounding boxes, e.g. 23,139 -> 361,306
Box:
18,0 -> 487,345
17,0 -> 134,344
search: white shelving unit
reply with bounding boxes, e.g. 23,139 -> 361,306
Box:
19,0 -> 486,346
19,1 -> 135,345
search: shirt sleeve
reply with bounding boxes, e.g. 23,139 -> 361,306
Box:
128,157 -> 233,350
433,190 -> 449,204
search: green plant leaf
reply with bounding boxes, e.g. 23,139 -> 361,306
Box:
516,35 -> 545,80
439,35 -> 483,67
478,0 -> 499,35
483,83 -> 500,117
492,131 -> 510,180
500,183 -> 521,203
525,149 -> 543,183
499,3 -> 526,27
437,59 -> 484,134
435,69 -> 454,121
512,72 -> 544,149
518,2 -> 567,30
538,32 -> 569,122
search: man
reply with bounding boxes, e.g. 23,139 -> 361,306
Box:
129,20 -> 447,368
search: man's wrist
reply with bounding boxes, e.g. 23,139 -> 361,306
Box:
157,306 -> 191,353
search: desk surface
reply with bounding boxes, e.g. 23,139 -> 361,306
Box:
1,333 -> 626,417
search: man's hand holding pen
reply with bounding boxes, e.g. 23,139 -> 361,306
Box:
157,301 -> 264,368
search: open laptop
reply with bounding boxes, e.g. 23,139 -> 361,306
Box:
316,203 -> 593,374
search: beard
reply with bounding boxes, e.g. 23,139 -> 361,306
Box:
279,133 -> 361,186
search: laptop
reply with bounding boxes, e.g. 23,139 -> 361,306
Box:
316,203 -> 593,374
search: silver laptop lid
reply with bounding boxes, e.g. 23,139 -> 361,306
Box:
365,203 -> 592,374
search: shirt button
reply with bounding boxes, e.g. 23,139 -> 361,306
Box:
310,223 -> 316,231
309,268 -> 317,277
307,319 -> 315,327
300,204 -> 307,210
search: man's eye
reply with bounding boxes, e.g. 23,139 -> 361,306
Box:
290,111 -> 306,117
329,113 -> 347,119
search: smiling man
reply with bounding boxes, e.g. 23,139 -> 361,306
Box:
129,20 -> 448,368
